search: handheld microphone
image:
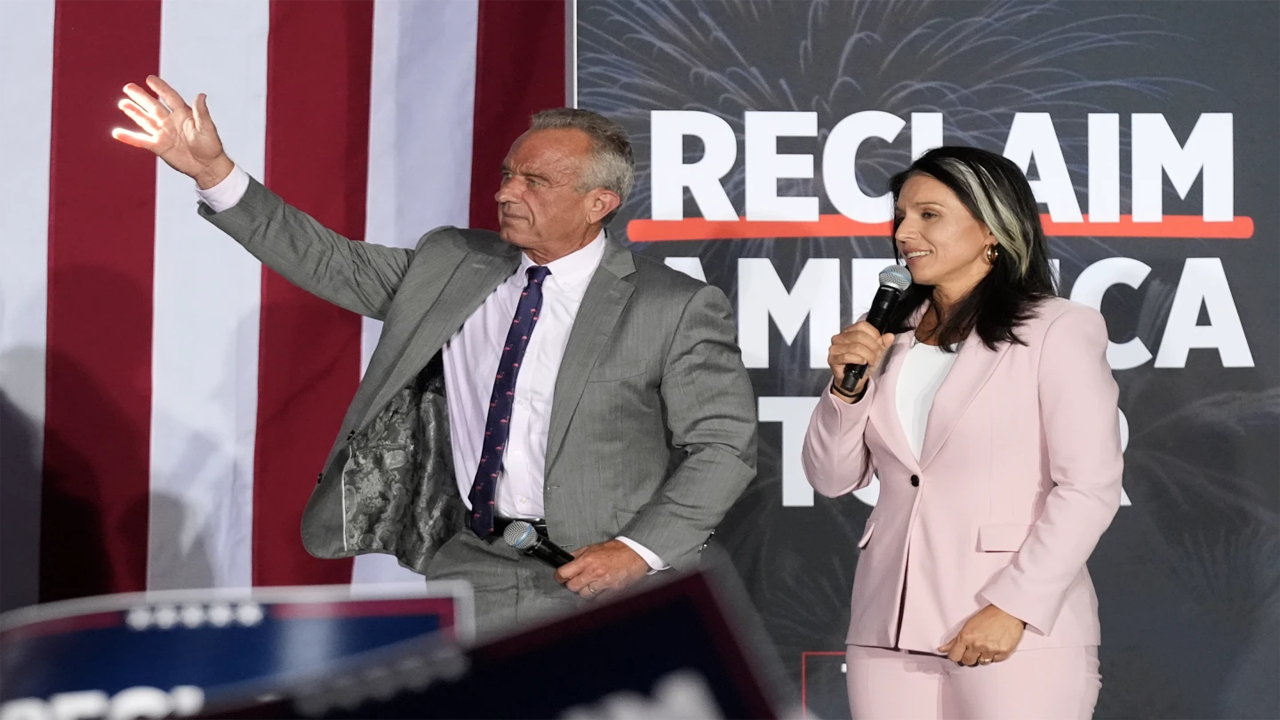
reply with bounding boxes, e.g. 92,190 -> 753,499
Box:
503,521 -> 576,568
841,265 -> 912,393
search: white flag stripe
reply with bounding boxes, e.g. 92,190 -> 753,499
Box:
359,0 -> 481,378
0,0 -> 56,613
147,0 -> 270,590
353,0 -> 481,585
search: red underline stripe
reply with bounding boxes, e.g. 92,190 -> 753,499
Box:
627,214 -> 1255,242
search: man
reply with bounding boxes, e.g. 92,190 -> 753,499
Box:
113,76 -> 757,636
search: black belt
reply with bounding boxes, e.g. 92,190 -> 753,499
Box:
490,517 -> 548,539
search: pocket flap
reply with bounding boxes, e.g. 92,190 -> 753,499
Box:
978,524 -> 1033,552
856,521 -> 875,549
588,361 -> 647,383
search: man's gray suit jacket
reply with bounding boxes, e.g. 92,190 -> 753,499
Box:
200,178 -> 758,573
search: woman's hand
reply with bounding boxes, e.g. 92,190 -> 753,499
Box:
939,604 -> 1026,666
827,321 -> 895,401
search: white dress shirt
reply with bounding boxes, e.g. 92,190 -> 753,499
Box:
441,233 -> 600,520
197,166 -> 666,570
894,338 -> 960,459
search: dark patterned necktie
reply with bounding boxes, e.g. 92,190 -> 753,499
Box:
468,265 -> 551,536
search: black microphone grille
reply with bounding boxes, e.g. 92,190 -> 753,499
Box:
879,265 -> 912,292
502,521 -> 540,551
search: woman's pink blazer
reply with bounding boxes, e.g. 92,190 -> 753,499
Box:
802,297 -> 1123,652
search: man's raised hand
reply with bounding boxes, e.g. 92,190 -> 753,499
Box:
112,75 -> 233,189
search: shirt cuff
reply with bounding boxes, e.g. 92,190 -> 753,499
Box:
616,536 -> 670,574
195,164 -> 250,213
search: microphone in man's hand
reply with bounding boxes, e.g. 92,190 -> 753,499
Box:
841,265 -> 912,393
503,521 -> 576,568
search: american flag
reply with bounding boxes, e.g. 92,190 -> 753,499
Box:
0,0 -> 567,611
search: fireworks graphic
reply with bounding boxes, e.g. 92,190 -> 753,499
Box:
579,0 -> 1206,266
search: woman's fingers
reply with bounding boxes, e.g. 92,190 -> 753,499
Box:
827,321 -> 895,386
831,336 -> 887,365
833,326 -> 880,346
829,344 -> 876,368
118,99 -> 162,135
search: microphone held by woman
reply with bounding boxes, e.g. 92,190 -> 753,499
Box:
840,265 -> 912,393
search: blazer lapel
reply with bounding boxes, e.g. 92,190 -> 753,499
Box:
869,328 -> 919,469
544,239 -> 636,471
917,332 -> 1012,469
357,240 -> 521,433
406,246 -> 521,366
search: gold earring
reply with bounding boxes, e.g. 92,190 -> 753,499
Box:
985,244 -> 1000,263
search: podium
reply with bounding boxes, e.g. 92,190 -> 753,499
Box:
0,581 -> 472,719
201,571 -> 786,719
2,569 -> 786,719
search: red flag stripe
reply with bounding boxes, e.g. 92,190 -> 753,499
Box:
41,0 -> 162,602
253,0 -> 374,587
468,0 -> 567,230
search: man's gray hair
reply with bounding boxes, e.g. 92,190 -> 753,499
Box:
530,108 -> 634,224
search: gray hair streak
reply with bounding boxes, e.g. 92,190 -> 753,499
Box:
931,156 -> 1034,278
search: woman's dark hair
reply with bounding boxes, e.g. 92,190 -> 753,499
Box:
885,146 -> 1056,350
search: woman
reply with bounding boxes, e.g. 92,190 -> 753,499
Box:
802,146 -> 1122,719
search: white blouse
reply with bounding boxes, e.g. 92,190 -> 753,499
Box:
895,340 -> 960,460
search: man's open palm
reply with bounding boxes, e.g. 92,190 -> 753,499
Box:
112,75 -> 230,187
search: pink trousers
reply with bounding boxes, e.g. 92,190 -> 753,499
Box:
845,645 -> 1101,720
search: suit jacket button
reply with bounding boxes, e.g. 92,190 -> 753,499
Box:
910,474 -> 920,487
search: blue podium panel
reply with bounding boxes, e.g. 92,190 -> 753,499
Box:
0,581 -> 472,717
201,571 -> 785,719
